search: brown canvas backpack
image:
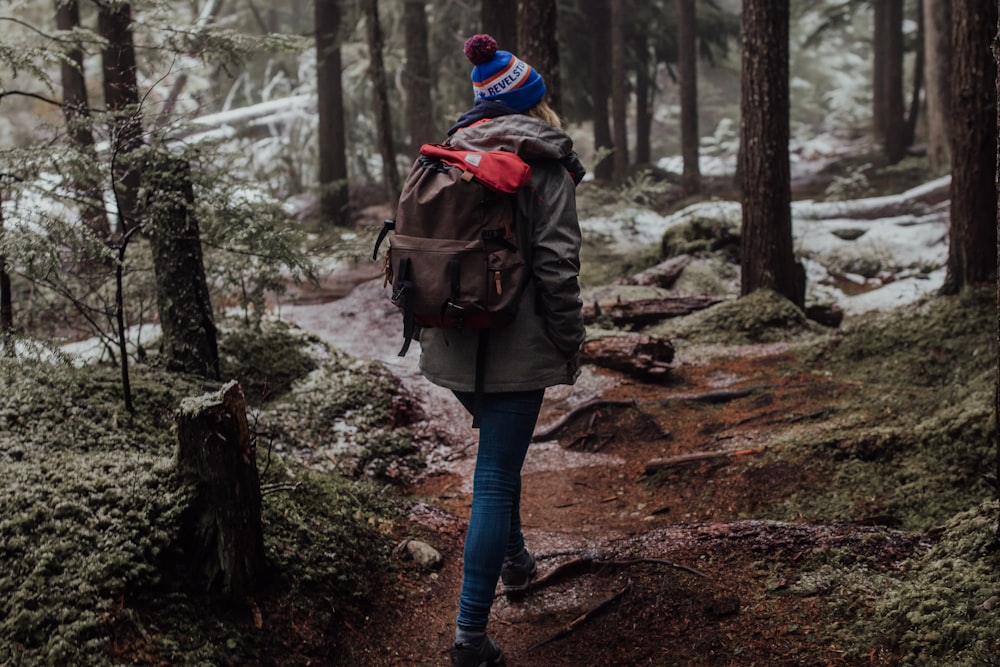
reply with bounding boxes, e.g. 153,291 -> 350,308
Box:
372,143 -> 533,357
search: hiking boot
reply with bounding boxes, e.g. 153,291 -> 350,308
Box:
500,549 -> 536,596
449,635 -> 504,667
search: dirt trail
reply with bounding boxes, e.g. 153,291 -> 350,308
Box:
281,267 -> 909,666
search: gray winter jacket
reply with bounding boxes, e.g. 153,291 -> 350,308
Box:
417,114 -> 586,392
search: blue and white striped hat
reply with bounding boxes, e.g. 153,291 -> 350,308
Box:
463,34 -> 546,112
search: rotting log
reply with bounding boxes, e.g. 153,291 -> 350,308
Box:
583,295 -> 724,328
617,254 -> 692,288
176,380 -> 266,596
580,333 -> 675,380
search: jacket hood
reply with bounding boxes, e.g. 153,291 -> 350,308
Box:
448,114 -> 575,164
447,114 -> 586,184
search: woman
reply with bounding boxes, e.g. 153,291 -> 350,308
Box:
417,34 -> 586,667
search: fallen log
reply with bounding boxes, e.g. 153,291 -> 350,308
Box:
580,333 -> 675,380
617,254 -> 692,288
793,176 -> 951,220
583,294 -> 724,329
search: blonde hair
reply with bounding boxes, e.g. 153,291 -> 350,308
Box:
525,99 -> 562,129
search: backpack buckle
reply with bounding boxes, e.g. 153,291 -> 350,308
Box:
443,300 -> 465,329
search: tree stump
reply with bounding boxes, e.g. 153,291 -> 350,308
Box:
176,380 -> 266,595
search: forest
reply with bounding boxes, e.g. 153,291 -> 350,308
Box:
0,0 -> 998,665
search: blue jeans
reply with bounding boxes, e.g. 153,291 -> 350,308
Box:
453,389 -> 545,632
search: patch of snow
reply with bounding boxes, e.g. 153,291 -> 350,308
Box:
835,268 -> 946,315
656,154 -> 737,178
59,324 -> 162,366
579,175 -> 950,315
580,201 -> 741,248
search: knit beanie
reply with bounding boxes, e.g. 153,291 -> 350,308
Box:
463,34 -> 546,112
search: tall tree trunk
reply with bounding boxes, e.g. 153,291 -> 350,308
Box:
590,1 -> 613,182
942,0 -> 998,293
610,0 -> 628,185
517,0 -> 561,114
145,156 -> 220,379
481,0 -> 517,53
98,1 -> 142,233
994,0 -> 1000,540
404,0 -> 435,148
923,0 -> 952,171
315,0 -> 349,226
362,0 -> 401,202
0,188 -> 12,354
883,0 -> 907,164
56,0 -> 111,239
634,34 -> 652,166
177,381 -> 266,596
904,2 -> 925,151
873,2 -> 887,140
678,0 -> 701,195
739,0 -> 802,307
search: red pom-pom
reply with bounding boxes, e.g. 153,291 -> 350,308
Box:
464,34 -> 498,65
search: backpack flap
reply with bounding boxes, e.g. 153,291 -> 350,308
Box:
418,143 -> 531,193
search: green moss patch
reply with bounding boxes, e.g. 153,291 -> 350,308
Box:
0,451 -> 188,666
816,288 -> 995,389
653,288 -> 818,344
261,349 -> 422,483
779,385 -> 995,531
811,502 -> 1000,666
0,325 -> 401,666
775,288 -> 998,531
660,214 -> 741,259
105,463 -> 399,667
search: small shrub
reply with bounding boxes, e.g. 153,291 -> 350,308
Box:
218,318 -> 322,402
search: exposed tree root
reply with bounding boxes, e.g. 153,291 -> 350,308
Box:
529,555 -> 708,593
644,446 -> 768,476
533,387 -> 766,442
528,580 -> 635,650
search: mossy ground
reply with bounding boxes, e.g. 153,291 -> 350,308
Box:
639,287 -> 999,663
0,320 -> 404,666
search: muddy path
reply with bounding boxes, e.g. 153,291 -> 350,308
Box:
277,265 -> 920,667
